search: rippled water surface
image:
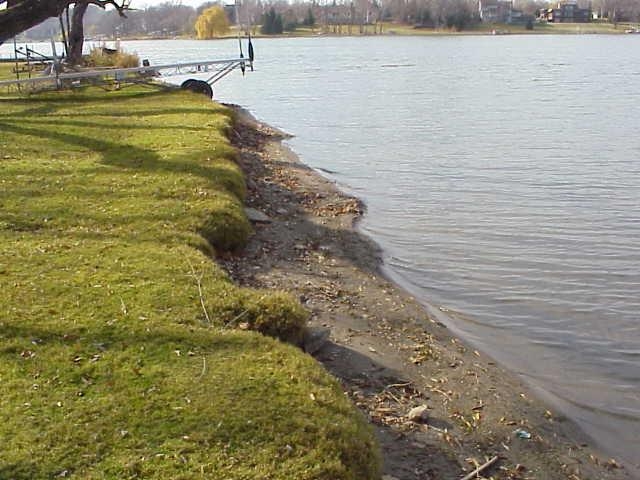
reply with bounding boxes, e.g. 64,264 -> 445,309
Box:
4,35 -> 639,467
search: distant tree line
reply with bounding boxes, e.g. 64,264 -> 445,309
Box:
593,0 -> 640,22
20,2 -> 199,41
15,0 -> 640,43
260,8 -> 283,34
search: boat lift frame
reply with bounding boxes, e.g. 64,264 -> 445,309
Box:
2,0 -> 254,94
0,56 -> 251,91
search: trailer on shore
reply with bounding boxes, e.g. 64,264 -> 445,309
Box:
0,38 -> 254,98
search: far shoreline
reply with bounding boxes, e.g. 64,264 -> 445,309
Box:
10,20 -> 638,47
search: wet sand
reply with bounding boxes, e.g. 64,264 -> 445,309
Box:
223,105 -> 637,480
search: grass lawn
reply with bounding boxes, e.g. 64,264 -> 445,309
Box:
0,84 -> 380,479
251,20 -> 630,37
376,21 -> 630,35
0,62 -> 17,81
532,21 -> 628,34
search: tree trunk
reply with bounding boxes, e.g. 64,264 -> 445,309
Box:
0,0 -> 69,45
67,2 -> 88,64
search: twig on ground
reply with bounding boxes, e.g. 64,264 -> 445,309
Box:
226,309 -> 249,327
431,387 -> 452,399
384,389 -> 403,405
385,382 -> 413,389
426,424 -> 446,433
459,455 -> 499,480
187,259 -> 211,325
199,356 -> 207,379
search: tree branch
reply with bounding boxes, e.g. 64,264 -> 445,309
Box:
86,0 -> 129,16
0,0 -> 130,46
0,0 -> 69,45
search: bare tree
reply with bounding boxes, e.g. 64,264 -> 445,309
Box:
68,1 -> 89,63
591,0 -> 640,21
0,0 -> 129,46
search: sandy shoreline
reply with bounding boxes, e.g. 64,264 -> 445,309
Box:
225,105 -> 637,480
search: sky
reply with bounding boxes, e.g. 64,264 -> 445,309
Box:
134,0 -> 223,8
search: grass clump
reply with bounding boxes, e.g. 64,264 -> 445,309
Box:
199,199 -> 252,252
0,84 -> 380,479
237,290 -> 309,344
86,47 -> 141,68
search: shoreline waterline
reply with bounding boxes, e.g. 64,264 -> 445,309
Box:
379,260 -> 640,470
229,104 -> 638,478
278,106 -> 640,468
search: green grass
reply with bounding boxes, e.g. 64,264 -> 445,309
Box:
0,62 -> 19,81
0,84 -> 380,479
0,63 -> 11,77
378,21 -> 629,35
532,21 -> 628,34
248,20 -> 630,37
0,62 -> 51,89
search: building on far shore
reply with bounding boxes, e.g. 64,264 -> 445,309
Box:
539,1 -> 592,22
479,0 -> 514,23
478,0 -> 528,24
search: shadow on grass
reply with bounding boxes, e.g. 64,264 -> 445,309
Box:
0,462 -> 42,480
0,92 -> 227,122
60,107 -> 231,118
0,84 -> 174,106
0,322 -> 259,480
15,117 -> 209,133
0,122 -> 240,196
0,321 -> 245,364
5,105 -> 230,120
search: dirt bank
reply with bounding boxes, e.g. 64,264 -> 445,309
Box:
223,105 -> 637,480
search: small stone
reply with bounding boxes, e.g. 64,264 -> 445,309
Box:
514,428 -> 531,439
302,327 -> 331,355
406,405 -> 429,423
244,207 -> 271,223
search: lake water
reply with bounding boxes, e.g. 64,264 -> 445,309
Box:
3,35 -> 639,469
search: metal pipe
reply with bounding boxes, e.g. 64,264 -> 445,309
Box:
205,66 -> 239,85
13,37 -> 19,83
205,61 -> 241,84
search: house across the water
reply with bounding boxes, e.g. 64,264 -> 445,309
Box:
540,1 -> 592,22
479,0 -> 514,23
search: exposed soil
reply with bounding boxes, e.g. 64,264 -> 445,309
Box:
222,106 -> 637,480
